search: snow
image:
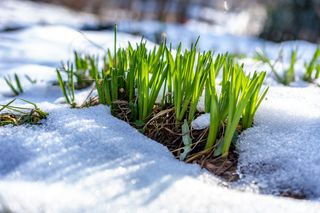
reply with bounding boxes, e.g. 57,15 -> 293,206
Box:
1,5 -> 320,211
0,25 -> 150,69
0,0 -> 98,31
0,104 -> 320,212
119,20 -> 317,63
192,113 -> 210,130
236,86 -> 320,199
191,83 -> 320,201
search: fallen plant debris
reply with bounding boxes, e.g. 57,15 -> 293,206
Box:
0,99 -> 48,126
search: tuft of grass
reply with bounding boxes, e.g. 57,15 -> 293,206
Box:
25,74 -> 37,84
283,48 -> 297,85
0,98 -> 48,126
205,58 -> 268,157
303,46 -> 320,82
220,66 -> 267,157
241,71 -> 269,130
94,25 -> 126,106
255,48 -> 297,86
204,55 -> 233,150
94,26 -> 169,122
4,73 -> 24,96
58,51 -> 96,91
56,62 -> 76,108
73,51 -> 96,88
167,39 -> 213,123
134,42 -> 168,122
57,25 -> 268,158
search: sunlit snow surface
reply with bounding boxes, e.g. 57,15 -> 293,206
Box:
0,23 -> 320,213
237,86 -> 320,198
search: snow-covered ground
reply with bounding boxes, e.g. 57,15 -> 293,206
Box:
0,24 -> 319,213
1,1 -> 320,212
0,0 -> 97,31
237,86 -> 320,198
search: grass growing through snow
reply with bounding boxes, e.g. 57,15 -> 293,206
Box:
283,48 -> 298,85
56,50 -> 100,107
56,62 -> 76,108
303,46 -> 320,82
241,71 -> 268,130
167,39 -> 211,123
0,99 -> 48,126
56,25 -> 268,160
73,51 -> 96,88
204,58 -> 268,156
4,73 -> 23,96
94,28 -> 169,123
255,48 -> 297,86
25,74 -> 37,84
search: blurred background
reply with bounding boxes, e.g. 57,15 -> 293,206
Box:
1,0 -> 320,43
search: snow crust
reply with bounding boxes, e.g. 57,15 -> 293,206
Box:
236,86 -> 320,199
0,17 -> 320,212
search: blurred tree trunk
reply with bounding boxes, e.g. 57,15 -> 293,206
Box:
176,0 -> 190,23
157,0 -> 169,22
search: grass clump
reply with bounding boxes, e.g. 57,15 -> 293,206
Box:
56,62 -> 76,108
56,49 -> 99,108
303,46 -> 320,82
73,51 -> 96,89
56,25 -> 268,162
241,71 -> 268,130
283,48 -> 298,85
133,42 -> 168,122
255,48 -> 297,86
204,58 -> 268,157
95,27 -> 169,123
0,99 -> 48,126
167,39 -> 211,123
4,73 -> 24,96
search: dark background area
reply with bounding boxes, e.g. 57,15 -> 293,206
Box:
259,0 -> 320,42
